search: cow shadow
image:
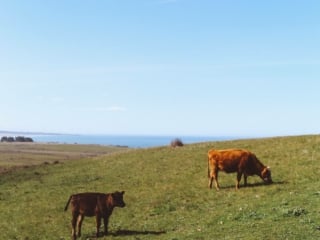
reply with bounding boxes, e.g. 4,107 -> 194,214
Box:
86,230 -> 166,239
111,229 -> 166,236
217,180 -> 286,190
246,180 -> 287,188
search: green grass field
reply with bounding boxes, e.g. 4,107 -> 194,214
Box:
1,135 -> 320,239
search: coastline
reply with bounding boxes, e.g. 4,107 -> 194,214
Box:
0,132 -> 239,148
30,134 -> 238,148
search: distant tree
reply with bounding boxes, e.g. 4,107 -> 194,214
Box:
0,136 -> 34,142
24,137 -> 34,142
1,136 -> 8,142
170,138 -> 184,147
15,136 -> 25,142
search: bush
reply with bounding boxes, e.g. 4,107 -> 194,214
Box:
0,136 -> 34,143
170,138 -> 184,147
1,136 -> 8,142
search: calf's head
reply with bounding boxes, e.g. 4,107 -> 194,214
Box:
261,167 -> 272,184
110,191 -> 126,208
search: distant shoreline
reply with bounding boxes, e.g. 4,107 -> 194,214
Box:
0,132 -> 240,148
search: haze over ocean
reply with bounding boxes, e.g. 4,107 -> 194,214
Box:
30,134 -> 237,148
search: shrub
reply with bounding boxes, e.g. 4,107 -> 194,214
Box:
170,138 -> 184,147
1,136 -> 8,142
0,136 -> 34,142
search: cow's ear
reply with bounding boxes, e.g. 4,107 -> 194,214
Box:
121,191 -> 125,195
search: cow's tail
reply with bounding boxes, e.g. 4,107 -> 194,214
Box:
207,155 -> 210,178
64,195 -> 73,211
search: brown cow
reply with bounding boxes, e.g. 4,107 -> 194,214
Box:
64,191 -> 125,240
208,149 -> 272,190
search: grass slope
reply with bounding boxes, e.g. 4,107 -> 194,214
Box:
0,135 -> 320,239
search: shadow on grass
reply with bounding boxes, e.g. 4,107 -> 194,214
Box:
86,230 -> 166,239
216,180 -> 287,190
111,229 -> 166,236
246,180 -> 287,188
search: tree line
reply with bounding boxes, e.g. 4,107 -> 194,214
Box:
1,136 -> 34,142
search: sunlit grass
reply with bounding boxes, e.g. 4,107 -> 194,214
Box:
0,135 -> 320,239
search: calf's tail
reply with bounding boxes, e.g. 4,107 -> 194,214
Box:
64,195 -> 72,211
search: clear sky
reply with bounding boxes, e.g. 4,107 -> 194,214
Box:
1,0 -> 320,137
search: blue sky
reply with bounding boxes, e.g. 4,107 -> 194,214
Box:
1,0 -> 320,137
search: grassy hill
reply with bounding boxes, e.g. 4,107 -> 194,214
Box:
0,135 -> 320,239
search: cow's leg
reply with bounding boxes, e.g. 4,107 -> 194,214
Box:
236,172 -> 242,189
208,166 -> 213,189
103,216 -> 109,235
76,214 -> 84,237
208,172 -> 219,190
208,168 -> 220,190
213,171 -> 220,190
208,175 -> 213,189
243,174 -> 248,186
96,214 -> 102,238
71,212 -> 78,240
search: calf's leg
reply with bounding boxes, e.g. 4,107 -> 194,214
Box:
96,215 -> 102,238
76,214 -> 84,237
103,216 -> 109,235
71,212 -> 78,240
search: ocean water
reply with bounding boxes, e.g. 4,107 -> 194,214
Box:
31,134 -> 236,148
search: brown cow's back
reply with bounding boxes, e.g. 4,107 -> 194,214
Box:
65,191 -> 125,240
208,149 -> 272,190
209,149 -> 252,173
70,192 -> 106,217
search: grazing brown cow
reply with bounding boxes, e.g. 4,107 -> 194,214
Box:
64,191 -> 125,240
208,149 -> 272,190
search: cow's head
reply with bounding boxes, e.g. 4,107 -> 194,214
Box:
261,167 -> 272,184
111,191 -> 126,208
